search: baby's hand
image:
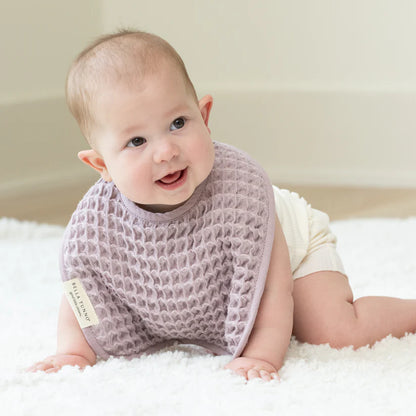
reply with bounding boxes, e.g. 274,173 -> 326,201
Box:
224,357 -> 279,382
26,354 -> 93,373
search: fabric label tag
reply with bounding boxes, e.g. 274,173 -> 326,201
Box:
63,278 -> 99,328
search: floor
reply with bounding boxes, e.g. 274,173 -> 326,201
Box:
2,182 -> 416,225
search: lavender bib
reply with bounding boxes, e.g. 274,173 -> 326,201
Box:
60,141 -> 275,359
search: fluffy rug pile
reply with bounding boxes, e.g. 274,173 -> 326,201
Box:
1,216 -> 416,415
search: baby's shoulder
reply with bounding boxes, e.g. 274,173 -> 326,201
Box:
64,179 -> 120,240
77,178 -> 117,210
213,140 -> 270,182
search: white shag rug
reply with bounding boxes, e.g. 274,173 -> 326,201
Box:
2,216 -> 416,416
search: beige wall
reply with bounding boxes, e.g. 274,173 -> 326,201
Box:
102,0 -> 416,187
1,1 -> 100,102
0,1 -> 101,196
2,0 -> 416,200
102,0 -> 416,89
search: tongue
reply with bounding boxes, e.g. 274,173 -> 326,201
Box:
159,171 -> 181,184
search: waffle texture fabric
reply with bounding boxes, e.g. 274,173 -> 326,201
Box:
60,141 -> 276,360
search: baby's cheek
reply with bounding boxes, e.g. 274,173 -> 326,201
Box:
116,169 -> 149,204
199,140 -> 215,176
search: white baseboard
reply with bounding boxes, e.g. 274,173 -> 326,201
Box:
0,168 -> 98,199
208,87 -> 416,188
2,163 -> 413,202
266,165 -> 416,188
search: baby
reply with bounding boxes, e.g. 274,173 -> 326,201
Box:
28,30 -> 416,381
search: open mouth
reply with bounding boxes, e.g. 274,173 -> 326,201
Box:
156,168 -> 188,190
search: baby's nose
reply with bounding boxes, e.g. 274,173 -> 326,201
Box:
153,138 -> 180,163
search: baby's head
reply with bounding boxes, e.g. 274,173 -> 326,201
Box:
66,30 -> 215,213
66,30 -> 199,143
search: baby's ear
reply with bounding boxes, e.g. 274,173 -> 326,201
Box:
198,95 -> 213,132
78,149 -> 112,182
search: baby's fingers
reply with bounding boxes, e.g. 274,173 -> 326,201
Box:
247,369 -> 274,381
234,368 -> 248,379
26,363 -> 45,373
45,366 -> 62,373
248,369 -> 280,382
259,370 -> 272,381
26,359 -> 61,373
247,368 -> 261,380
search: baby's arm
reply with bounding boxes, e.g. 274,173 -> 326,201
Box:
27,294 -> 97,373
225,215 -> 294,381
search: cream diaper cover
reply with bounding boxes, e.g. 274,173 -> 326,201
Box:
273,186 -> 346,280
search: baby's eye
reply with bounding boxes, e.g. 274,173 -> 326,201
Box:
127,137 -> 146,147
170,117 -> 186,131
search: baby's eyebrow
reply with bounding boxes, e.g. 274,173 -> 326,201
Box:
121,123 -> 146,138
163,103 -> 190,118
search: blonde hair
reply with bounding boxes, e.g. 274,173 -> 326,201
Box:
66,29 -> 198,144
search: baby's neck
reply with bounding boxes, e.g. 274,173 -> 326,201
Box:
136,199 -> 189,213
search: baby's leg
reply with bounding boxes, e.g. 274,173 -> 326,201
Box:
292,271 -> 416,348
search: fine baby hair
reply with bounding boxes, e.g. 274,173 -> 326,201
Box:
66,29 -> 198,145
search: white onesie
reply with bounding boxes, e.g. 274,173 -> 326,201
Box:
273,186 -> 346,280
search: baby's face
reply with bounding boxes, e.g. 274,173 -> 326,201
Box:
90,66 -> 215,212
